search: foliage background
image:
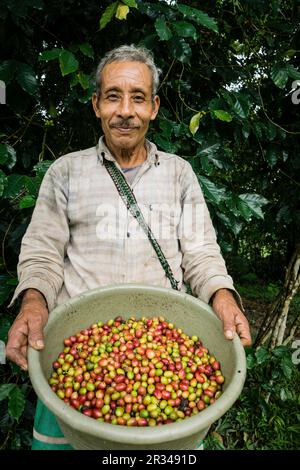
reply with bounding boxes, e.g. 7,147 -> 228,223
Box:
0,0 -> 299,449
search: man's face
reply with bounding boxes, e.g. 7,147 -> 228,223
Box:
92,61 -> 160,153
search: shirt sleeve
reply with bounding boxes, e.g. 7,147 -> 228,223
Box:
179,162 -> 244,309
8,162 -> 69,312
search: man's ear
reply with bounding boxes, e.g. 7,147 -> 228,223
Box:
92,92 -> 101,119
150,95 -> 160,121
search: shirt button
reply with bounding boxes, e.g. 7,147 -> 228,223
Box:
127,232 -> 130,238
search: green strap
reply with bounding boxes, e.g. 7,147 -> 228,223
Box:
103,158 -> 179,291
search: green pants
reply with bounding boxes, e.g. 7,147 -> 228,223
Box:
32,399 -> 204,450
32,399 -> 73,450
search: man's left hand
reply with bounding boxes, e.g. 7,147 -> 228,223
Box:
211,288 -> 252,347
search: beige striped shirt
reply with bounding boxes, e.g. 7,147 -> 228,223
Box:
9,137 -> 241,312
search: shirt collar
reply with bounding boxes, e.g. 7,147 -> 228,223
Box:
96,135 -> 160,166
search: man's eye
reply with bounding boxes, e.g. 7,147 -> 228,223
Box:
107,94 -> 119,101
133,95 -> 145,103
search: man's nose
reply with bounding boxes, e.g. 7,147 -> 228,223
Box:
117,96 -> 134,118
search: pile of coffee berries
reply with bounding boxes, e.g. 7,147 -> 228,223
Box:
48,316 -> 225,426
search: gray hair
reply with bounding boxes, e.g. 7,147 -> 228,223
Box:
95,44 -> 161,101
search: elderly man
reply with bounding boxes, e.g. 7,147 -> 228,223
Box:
6,45 -> 251,449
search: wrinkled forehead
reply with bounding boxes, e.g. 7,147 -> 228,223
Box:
101,61 -> 153,93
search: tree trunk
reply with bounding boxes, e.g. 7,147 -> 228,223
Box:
255,243 -> 300,348
270,299 -> 290,348
283,314 -> 300,346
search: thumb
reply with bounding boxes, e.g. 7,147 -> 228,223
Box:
222,315 -> 236,341
28,316 -> 45,350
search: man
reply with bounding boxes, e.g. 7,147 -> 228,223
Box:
6,45 -> 251,449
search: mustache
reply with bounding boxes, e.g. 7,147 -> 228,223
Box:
110,120 -> 138,129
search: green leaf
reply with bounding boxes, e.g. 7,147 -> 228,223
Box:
169,37 -> 191,63
245,346 -> 254,356
0,170 -> 8,197
0,144 -> 17,170
255,347 -> 270,365
77,86 -> 94,104
225,194 -> 241,219
286,64 -> 300,80
69,74 -> 79,88
237,193 -> 269,220
226,218 -> 246,237
189,112 -> 205,135
158,118 -> 174,139
153,135 -> 180,154
24,176 -> 42,198
0,384 -> 15,401
99,2 -> 118,30
173,122 -> 189,137
115,3 -> 130,20
77,72 -> 90,90
155,17 -> 172,41
200,146 -> 232,171
59,50 -> 79,77
2,174 -> 25,198
252,121 -> 263,140
122,0 -> 137,7
211,110 -> 233,122
8,387 -> 26,421
272,345 -> 290,358
264,121 -> 277,141
231,40 -> 244,54
220,217 -> 242,240
33,160 -> 52,177
177,4 -> 218,33
198,175 -> 226,204
19,195 -> 36,209
16,63 -> 38,95
173,21 -> 198,40
79,43 -> 94,59
197,142 -> 220,159
271,368 -> 280,380
198,154 -> 213,175
246,353 -> 256,369
280,356 -> 293,380
233,99 -> 246,119
287,424 -> 300,434
266,145 -> 279,168
280,388 -> 287,401
38,48 -> 62,61
285,49 -> 296,58
271,64 -> 289,89
220,91 -> 249,119
0,60 -> 17,83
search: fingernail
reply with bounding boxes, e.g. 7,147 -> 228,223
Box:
36,340 -> 44,348
21,364 -> 28,371
225,330 -> 234,339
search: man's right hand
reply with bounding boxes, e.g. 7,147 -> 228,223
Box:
6,289 -> 49,371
